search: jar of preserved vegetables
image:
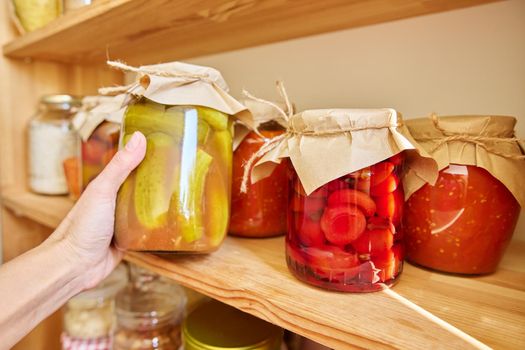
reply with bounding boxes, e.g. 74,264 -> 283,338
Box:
183,300 -> 283,350
230,99 -> 289,238
403,115 -> 524,274
114,265 -> 187,350
249,106 -> 437,292
112,61 -> 249,253
62,264 -> 127,350
11,0 -> 60,32
28,94 -> 81,195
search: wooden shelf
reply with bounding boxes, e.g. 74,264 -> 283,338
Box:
1,188 -> 524,349
3,0 -> 498,65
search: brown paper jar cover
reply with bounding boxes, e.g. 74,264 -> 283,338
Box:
404,115 -> 525,207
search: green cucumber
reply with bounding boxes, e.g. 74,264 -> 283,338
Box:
196,106 -> 229,131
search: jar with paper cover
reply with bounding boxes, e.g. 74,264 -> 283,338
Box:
113,61 -> 249,253
248,105 -> 437,292
403,115 -> 524,274
230,98 -> 290,238
71,95 -> 125,196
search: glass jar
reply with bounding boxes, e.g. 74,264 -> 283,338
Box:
28,94 -> 81,195
286,153 -> 405,292
115,98 -> 232,253
12,0 -> 60,32
64,0 -> 92,12
62,265 -> 127,349
114,265 -> 187,350
405,165 -> 520,274
230,120 -> 288,237
183,300 -> 283,350
81,121 -> 120,191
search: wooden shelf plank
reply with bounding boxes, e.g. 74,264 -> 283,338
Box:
1,188 -> 523,348
3,0 -> 498,64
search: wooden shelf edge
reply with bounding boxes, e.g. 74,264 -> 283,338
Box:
3,0 -> 500,64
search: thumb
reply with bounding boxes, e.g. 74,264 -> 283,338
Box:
90,131 -> 147,195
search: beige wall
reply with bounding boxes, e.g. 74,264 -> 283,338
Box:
187,0 -> 525,240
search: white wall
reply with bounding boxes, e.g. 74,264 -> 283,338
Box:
187,0 -> 525,241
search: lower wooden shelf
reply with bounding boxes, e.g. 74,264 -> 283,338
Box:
1,188 -> 524,349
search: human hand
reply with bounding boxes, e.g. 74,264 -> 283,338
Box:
48,131 -> 146,290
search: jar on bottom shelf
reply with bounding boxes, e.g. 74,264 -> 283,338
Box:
114,266 -> 187,350
286,154 -> 405,292
183,300 -> 283,350
230,123 -> 288,238
404,164 -> 520,274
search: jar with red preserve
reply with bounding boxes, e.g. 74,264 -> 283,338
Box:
403,115 -> 525,274
249,108 -> 436,292
230,99 -> 290,238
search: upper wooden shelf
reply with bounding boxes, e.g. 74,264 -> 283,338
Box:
3,0 -> 498,65
1,188 -> 524,349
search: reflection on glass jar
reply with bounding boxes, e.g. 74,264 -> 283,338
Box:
230,121 -> 288,238
81,121 -> 119,191
404,165 -> 520,274
115,98 -> 232,252
286,154 -> 405,292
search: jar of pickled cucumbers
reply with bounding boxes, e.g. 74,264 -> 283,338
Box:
112,61 -> 248,252
230,100 -> 289,238
183,300 -> 283,350
403,115 -> 524,274
114,265 -> 187,350
249,108 -> 437,292
28,94 -> 81,195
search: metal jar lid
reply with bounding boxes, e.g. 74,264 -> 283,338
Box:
40,94 -> 82,110
183,300 -> 283,350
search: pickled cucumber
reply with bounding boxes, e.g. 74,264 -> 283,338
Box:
134,132 -> 174,229
196,106 -> 229,131
125,101 -> 184,140
171,149 -> 213,243
206,169 -> 229,247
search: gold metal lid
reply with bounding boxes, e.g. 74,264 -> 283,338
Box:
183,300 -> 283,350
40,94 -> 82,110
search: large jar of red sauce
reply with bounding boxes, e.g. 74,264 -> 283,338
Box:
230,99 -> 289,238
250,108 -> 435,292
403,115 -> 524,274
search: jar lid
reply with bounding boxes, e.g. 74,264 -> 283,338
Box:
40,94 -> 82,110
183,300 -> 283,350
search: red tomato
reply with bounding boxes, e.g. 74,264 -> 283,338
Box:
304,246 -> 360,281
290,195 -> 326,216
294,181 -> 328,198
320,206 -> 366,246
296,215 -> 326,247
352,229 -> 394,255
388,152 -> 404,165
373,249 -> 396,282
374,188 -> 404,226
370,174 -> 400,196
326,178 -> 348,192
81,140 -> 106,165
371,161 -> 395,187
327,189 -> 376,217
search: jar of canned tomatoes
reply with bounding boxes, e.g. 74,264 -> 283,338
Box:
112,61 -> 249,253
403,115 -> 524,274
250,108 -> 436,292
230,99 -> 289,238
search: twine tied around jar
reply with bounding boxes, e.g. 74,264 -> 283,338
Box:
417,114 -> 525,160
98,60 -> 217,95
239,82 -> 403,193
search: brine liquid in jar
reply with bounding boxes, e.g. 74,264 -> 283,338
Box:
230,121 -> 288,237
404,165 -> 520,274
286,153 -> 405,292
115,99 -> 232,253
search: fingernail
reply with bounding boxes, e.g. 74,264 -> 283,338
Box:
125,132 -> 141,151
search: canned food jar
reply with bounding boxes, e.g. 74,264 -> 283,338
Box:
115,99 -> 233,252
230,120 -> 288,237
183,300 -> 283,350
404,115 -> 523,274
28,94 -> 81,195
62,265 -> 127,349
114,265 -> 187,350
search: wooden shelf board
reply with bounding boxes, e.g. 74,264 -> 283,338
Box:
1,188 -> 524,349
3,0 -> 499,65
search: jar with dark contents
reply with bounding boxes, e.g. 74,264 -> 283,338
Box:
230,120 -> 288,237
114,265 -> 186,350
403,115 -> 524,274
